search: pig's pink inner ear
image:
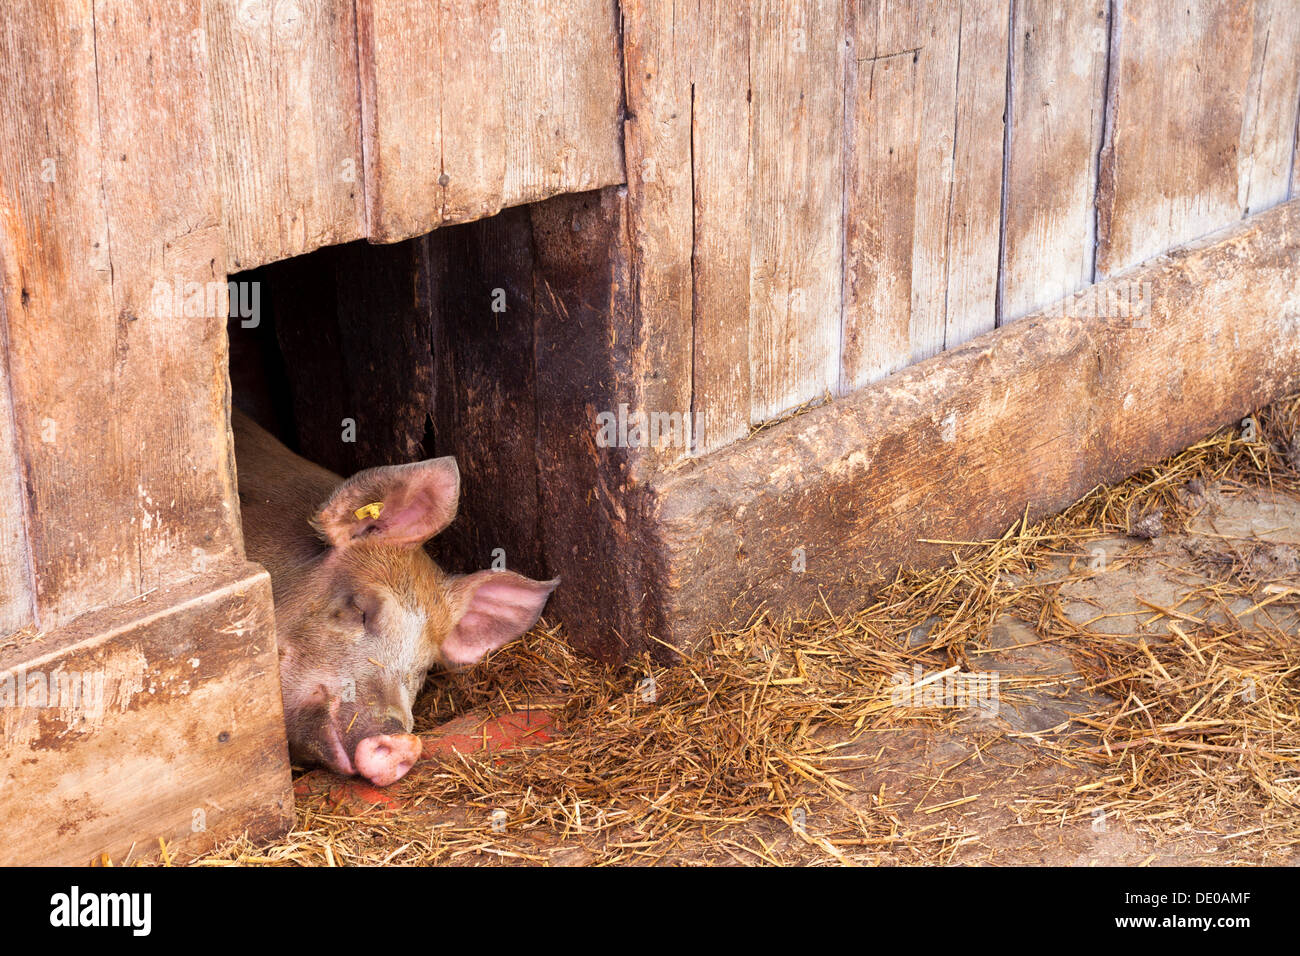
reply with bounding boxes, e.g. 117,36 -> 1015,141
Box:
314,457 -> 460,549
442,571 -> 560,668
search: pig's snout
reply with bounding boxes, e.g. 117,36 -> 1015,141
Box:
354,733 -> 422,786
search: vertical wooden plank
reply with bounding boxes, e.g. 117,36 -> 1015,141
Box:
621,0 -> 695,444
0,328 -> 32,636
748,0 -> 846,422
259,251 -> 351,472
501,0 -> 626,208
940,0 -> 1009,348
1096,0 -> 1254,278
908,0 -> 960,361
841,0 -> 922,390
436,0 -> 507,225
359,0 -> 624,244
0,0 -> 240,626
1294,92 -> 1300,198
908,0 -> 1008,359
206,0 -> 366,271
331,241 -> 437,466
357,0 -> 504,241
429,210 -> 546,580
1000,0 -> 1109,322
691,0 -> 753,452
355,0 -> 440,242
1238,0 -> 1300,217
530,188 -> 656,662
267,239 -> 435,477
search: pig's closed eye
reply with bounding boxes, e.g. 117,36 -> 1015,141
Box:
332,595 -> 367,626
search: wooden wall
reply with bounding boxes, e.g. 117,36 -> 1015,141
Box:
624,0 -> 1300,454
207,0 -> 626,270
0,0 -> 624,636
0,0 -> 294,864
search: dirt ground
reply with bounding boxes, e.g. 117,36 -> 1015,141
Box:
191,405 -> 1300,867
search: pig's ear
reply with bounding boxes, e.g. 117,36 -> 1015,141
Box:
313,457 -> 460,549
441,570 -> 559,668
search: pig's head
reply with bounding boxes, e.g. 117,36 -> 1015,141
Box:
273,456 -> 558,786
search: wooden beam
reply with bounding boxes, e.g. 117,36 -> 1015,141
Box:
429,208 -> 547,581
529,189 -> 663,662
0,564 -> 293,865
646,199 -> 1300,650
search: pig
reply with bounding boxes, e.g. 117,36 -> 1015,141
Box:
232,409 -> 558,786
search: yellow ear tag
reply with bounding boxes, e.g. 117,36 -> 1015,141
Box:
354,501 -> 384,521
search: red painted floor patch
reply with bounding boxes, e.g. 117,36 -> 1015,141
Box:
421,710 -> 558,759
293,708 -> 559,813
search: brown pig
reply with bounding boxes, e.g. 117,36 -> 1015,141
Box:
232,410 -> 557,786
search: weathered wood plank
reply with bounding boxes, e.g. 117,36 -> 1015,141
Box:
748,0 -> 846,421
429,210 -> 547,580
0,0 -> 242,627
206,0 -> 366,271
841,0 -> 922,390
1238,0 -> 1300,216
265,238 -> 435,477
358,0 -> 624,244
909,0 -> 1009,360
941,0 -> 1009,346
1096,0 -> 1254,277
355,0 -> 447,243
0,331 -> 31,637
436,0 -> 507,225
620,0 -> 696,453
1000,0 -> 1109,322
649,200 -> 1300,650
690,0 -> 753,452
501,0 -> 626,207
530,189 -> 660,662
0,565 -> 293,865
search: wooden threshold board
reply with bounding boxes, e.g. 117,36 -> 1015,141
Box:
0,563 -> 292,865
641,199 -> 1300,651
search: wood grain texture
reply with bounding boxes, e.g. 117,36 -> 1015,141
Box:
530,189 -> 664,662
649,200 -> 1300,650
1000,0 -> 1109,322
0,0 -> 242,628
501,0 -> 626,207
436,0 -> 507,225
266,238 -> 435,477
355,0 -> 444,242
0,322 -> 31,637
357,0 -> 624,243
747,0 -> 846,421
0,564 -> 293,865
690,0 -> 753,452
428,210 -> 547,580
206,0 -> 366,271
1238,0 -> 1300,217
841,0 -> 922,390
909,0 -> 1009,360
941,0 -> 1010,347
620,0 -> 696,453
1096,0 -> 1254,278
